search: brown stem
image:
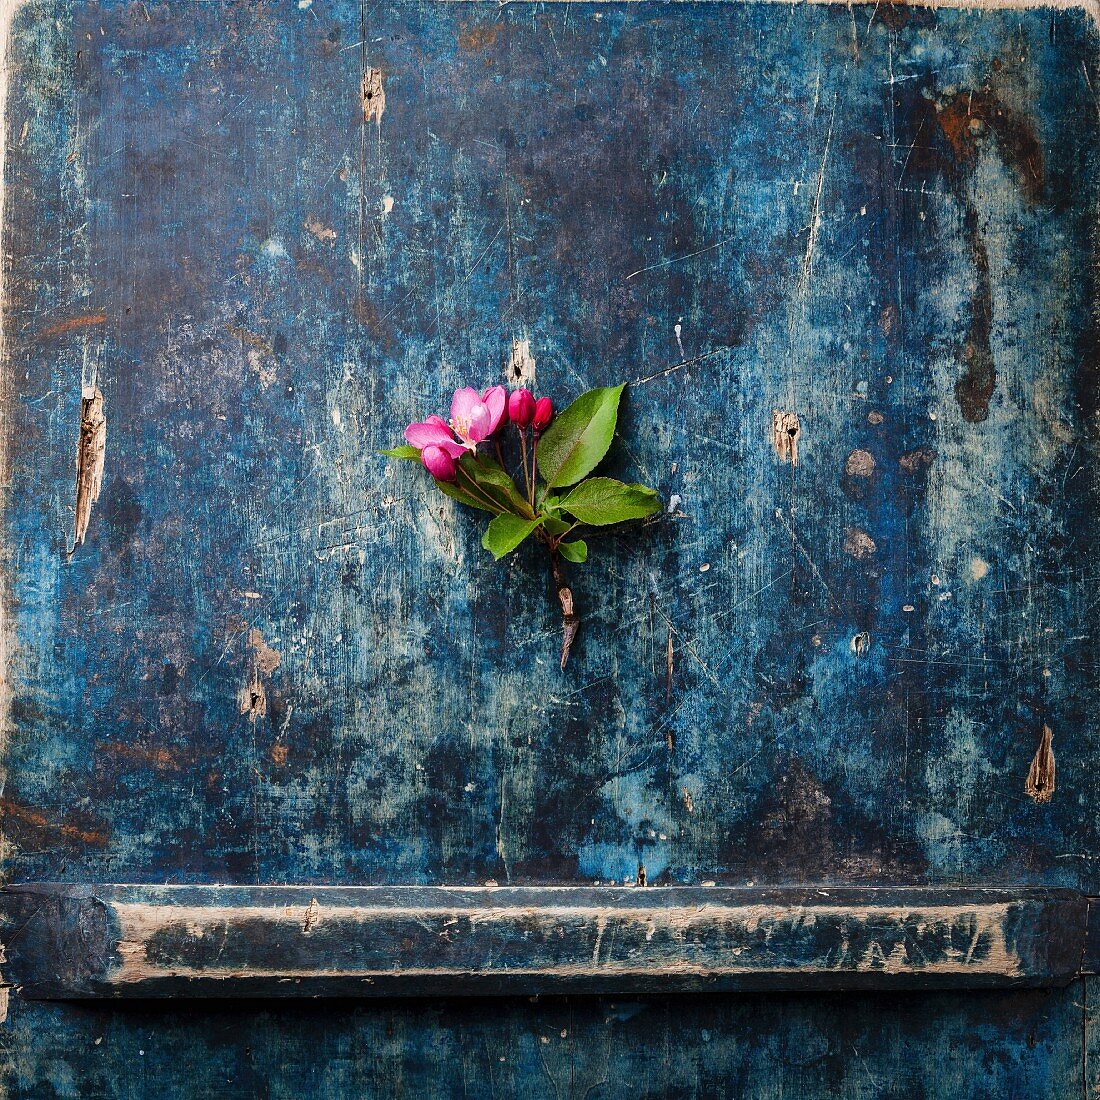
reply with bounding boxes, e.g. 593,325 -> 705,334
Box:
454,464 -> 503,513
531,429 -> 541,508
550,550 -> 580,670
518,429 -> 532,503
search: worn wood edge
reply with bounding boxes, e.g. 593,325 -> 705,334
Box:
0,885 -> 1089,998
440,0 -> 1100,30
0,0 -> 35,1028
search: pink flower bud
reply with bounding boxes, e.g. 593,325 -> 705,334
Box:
421,444 -> 458,482
508,388 -> 535,429
532,396 -> 554,432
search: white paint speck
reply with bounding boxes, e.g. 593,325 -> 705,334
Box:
969,556 -> 989,581
674,317 -> 685,359
262,237 -> 288,259
381,194 -> 394,215
331,405 -> 343,430
667,493 -> 682,514
699,563 -> 710,572
298,0 -> 312,8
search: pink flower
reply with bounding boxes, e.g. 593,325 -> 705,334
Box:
449,386 -> 507,447
404,386 -> 509,460
508,388 -> 536,428
533,397 -> 554,432
404,415 -> 465,458
421,444 -> 458,482
481,386 -> 508,434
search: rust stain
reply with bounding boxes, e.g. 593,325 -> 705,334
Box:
96,740 -> 186,773
70,385 -> 106,552
1025,724 -> 1055,804
935,88 -> 1045,204
39,312 -> 108,337
458,22 -> 503,51
932,83 -> 1044,424
226,324 -> 273,353
0,796 -> 108,846
361,68 -> 385,124
772,411 -> 801,466
681,787 -> 695,814
954,205 -> 996,423
270,743 -> 289,767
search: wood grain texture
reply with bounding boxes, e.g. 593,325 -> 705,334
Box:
0,884 -> 1090,997
0,0 -> 1097,1092
2,0 -> 1098,895
0,982 -> 1088,1098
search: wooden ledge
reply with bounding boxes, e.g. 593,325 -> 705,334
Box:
0,884 -> 1092,998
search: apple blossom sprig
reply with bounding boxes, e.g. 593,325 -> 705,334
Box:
382,382 -> 660,668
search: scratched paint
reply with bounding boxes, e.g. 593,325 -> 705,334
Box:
2,0 -> 1098,889
0,0 -> 1098,1092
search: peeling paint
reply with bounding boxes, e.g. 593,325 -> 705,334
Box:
70,385 -> 106,552
361,67 -> 384,124
772,411 -> 801,466
1025,725 -> 1055,804
507,337 -> 536,387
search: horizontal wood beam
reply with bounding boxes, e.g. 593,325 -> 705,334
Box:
0,884 -> 1090,998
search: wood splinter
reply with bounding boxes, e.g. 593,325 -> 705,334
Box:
69,385 -> 106,555
1025,724 -> 1055,804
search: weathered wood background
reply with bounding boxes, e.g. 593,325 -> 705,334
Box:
0,0 -> 1099,1094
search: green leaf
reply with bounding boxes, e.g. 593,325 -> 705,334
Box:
482,514 -> 542,560
557,539 -> 588,564
559,477 -> 661,526
460,454 -> 534,518
380,444 -> 422,460
436,477 -> 500,514
535,384 -> 625,489
541,515 -> 571,538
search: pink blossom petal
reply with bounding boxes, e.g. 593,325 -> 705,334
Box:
465,402 -> 493,443
404,415 -> 457,450
450,387 -> 482,425
421,445 -> 458,481
481,385 -> 507,434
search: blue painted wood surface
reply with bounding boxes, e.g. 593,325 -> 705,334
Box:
0,0 -> 1098,1093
